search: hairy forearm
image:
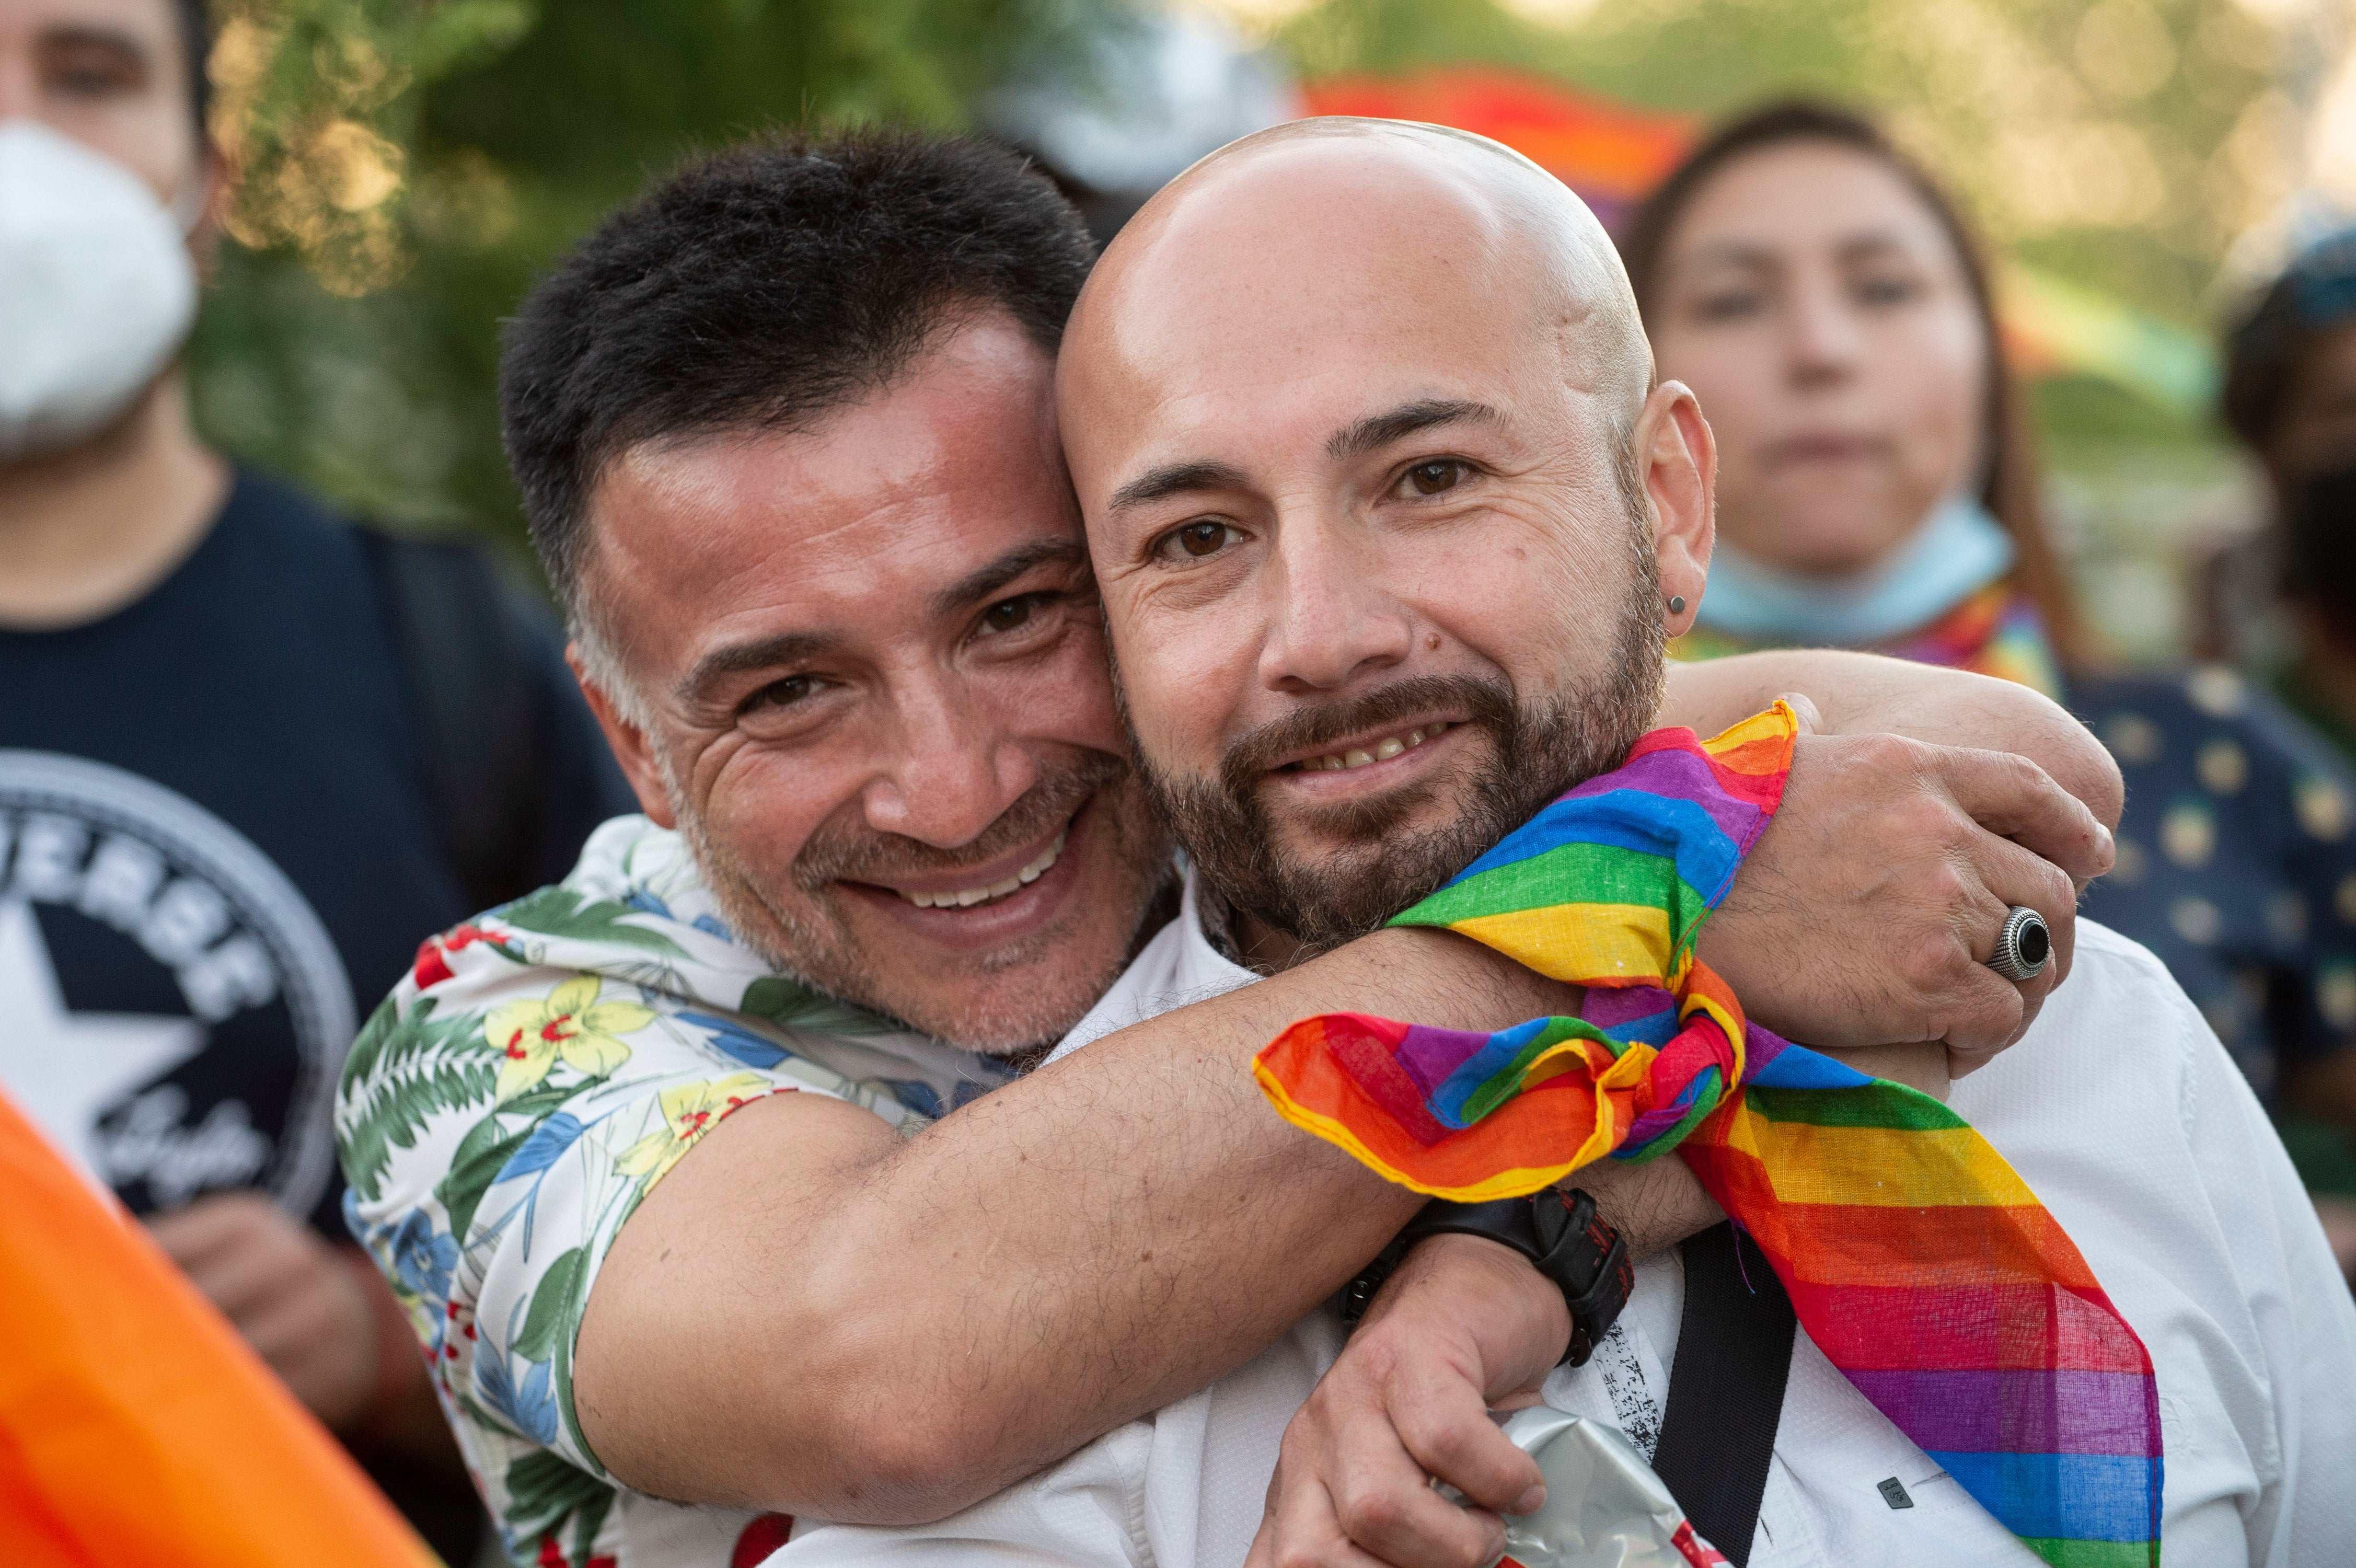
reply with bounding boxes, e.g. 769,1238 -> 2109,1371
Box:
1662,650 -> 2122,829
579,925 -> 1590,1519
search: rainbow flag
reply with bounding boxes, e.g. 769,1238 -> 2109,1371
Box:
1298,66 -> 1695,230
0,1088 -> 434,1567
1255,704 -> 2162,1565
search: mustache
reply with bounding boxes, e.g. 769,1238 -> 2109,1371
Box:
1217,674 -> 1519,801
791,746 -> 1134,893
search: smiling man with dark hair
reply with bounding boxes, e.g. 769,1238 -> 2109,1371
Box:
343,126 -> 2149,1568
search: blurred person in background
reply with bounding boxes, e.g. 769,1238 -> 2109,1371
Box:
1619,99 -> 2356,1273
2210,228 -> 2356,1240
2218,225 -> 2356,731
0,0 -> 633,1556
978,6 -> 1299,246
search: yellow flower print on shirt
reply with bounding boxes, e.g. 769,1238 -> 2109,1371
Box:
614,1074 -> 781,1185
484,975 -> 658,1102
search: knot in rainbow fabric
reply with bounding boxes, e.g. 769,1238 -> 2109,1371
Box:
1253,703 -> 2163,1566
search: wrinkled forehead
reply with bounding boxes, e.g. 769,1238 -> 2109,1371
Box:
1058,126 -> 1647,492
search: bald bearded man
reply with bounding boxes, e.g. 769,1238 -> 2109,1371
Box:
778,122 -> 2356,1568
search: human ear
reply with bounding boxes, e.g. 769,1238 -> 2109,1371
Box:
1636,381 -> 1714,637
188,144 -> 233,280
567,644 -> 680,829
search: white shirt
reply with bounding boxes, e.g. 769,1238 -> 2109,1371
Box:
778,874 -> 2356,1567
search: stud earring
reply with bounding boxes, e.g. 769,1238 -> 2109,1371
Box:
1667,595 -> 1687,615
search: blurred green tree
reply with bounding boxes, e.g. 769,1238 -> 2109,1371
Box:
188,0 -> 1106,562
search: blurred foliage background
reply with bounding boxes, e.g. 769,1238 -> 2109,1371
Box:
188,0 -> 1096,547
187,0 -> 2354,662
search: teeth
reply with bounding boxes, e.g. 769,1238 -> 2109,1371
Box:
1300,722 -> 1452,774
897,831 -> 1067,910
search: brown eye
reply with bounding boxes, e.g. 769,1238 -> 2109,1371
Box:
1177,521 -> 1231,557
748,675 -> 814,710
1407,461 -> 1464,496
982,596 -> 1035,632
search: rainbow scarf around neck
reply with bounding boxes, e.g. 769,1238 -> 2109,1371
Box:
1672,581 -> 2063,700
1254,705 -> 2161,1565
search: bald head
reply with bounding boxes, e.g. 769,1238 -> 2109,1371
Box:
1061,118 -> 1654,453
1055,117 -> 1718,953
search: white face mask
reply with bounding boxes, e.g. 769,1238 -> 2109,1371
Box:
0,120 -> 201,463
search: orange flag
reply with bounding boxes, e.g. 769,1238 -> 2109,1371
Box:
0,1088 -> 437,1566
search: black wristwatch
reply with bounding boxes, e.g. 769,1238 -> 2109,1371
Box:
1341,1188 -> 1633,1367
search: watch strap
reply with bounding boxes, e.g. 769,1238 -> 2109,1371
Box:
1388,1189 -> 1632,1366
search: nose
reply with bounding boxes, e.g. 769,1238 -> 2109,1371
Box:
857,672 -> 1038,848
1784,274 -> 1864,390
1255,509 -> 1415,694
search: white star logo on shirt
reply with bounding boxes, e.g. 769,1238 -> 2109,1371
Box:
0,897 -> 205,1180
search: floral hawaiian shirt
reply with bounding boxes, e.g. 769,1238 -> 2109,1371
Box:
337,816 -> 1008,1568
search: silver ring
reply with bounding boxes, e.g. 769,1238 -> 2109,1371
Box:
1987,905 -> 2051,983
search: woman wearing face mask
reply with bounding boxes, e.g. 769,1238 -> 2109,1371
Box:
1621,100 -> 2356,1270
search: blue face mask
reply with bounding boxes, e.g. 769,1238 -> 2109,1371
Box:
1692,494 -> 2016,646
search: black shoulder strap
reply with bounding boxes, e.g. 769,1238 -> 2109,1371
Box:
357,528 -> 546,913
1648,1221 -> 1798,1567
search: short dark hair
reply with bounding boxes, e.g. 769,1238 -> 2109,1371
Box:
500,128 -> 1096,625
2223,226 -> 2356,453
174,0 -> 210,139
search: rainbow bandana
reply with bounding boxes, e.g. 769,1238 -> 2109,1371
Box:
1254,704 -> 2162,1565
1671,582 -> 2064,700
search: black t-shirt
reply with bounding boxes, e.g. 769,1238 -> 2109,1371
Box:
0,469 -> 634,1235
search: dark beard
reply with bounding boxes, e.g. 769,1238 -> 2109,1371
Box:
1134,577 -> 1665,952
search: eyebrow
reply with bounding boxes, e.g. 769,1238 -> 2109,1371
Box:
1108,460 -> 1253,515
927,536 -> 1090,620
1679,229 -> 1914,274
1104,401 -> 1504,516
1674,240 -> 1777,274
1835,232 -> 1913,264
41,24 -> 151,64
676,630 -> 841,708
1325,399 -> 1502,460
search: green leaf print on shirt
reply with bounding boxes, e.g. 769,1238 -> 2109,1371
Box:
741,973 -> 892,1036
516,1245 -> 590,1363
498,886 -> 692,959
502,1446 -> 616,1554
436,1113 -> 535,1243
339,995 -> 498,1203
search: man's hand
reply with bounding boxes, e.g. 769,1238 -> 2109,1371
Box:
147,1191 -> 377,1430
1700,700 -> 2114,1075
1246,1233 -> 1564,1568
